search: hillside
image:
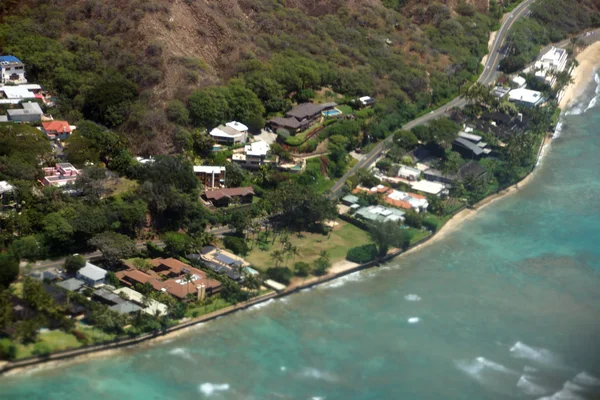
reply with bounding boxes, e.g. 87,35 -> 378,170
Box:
1,0 -> 596,154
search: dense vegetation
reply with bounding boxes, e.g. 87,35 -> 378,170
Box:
0,0 -> 505,153
500,0 -> 600,73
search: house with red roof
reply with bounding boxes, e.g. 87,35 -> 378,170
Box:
41,121 -> 73,140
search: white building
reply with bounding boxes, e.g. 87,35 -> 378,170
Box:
397,165 -> 421,181
209,121 -> 248,145
508,88 -> 544,108
193,165 -> 226,189
0,56 -> 27,84
76,262 -> 107,288
0,84 -> 41,104
4,101 -> 43,122
534,47 -> 568,86
410,180 -> 446,196
511,76 -> 527,89
113,287 -> 168,316
359,96 -> 375,107
232,140 -> 272,169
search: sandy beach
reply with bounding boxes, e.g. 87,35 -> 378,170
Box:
560,42 -> 600,108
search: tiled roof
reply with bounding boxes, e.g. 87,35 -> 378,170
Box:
204,187 -> 254,200
42,121 -> 71,133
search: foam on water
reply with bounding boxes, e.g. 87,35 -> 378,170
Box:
408,317 -> 420,324
198,383 -> 230,397
538,381 -> 586,400
323,272 -> 362,289
509,342 -> 563,368
300,367 -> 338,382
280,366 -> 287,372
572,371 -> 600,387
553,121 -> 563,139
566,104 -> 584,116
454,357 -> 516,383
517,375 -> 550,396
404,294 -> 422,302
584,96 -> 597,112
248,299 -> 275,310
595,72 -> 600,94
168,347 -> 194,361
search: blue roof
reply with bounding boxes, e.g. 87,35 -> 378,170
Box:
0,56 -> 22,63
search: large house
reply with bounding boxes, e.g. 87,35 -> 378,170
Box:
41,121 -> 73,141
424,161 -> 487,186
354,205 -> 405,223
268,102 -> 336,134
452,131 -> 491,160
0,56 -> 27,84
1,101 -> 43,123
209,121 -> 248,144
203,186 -> 255,207
41,163 -> 80,187
232,141 -> 273,169
533,47 -> 568,87
76,262 -> 107,288
508,88 -> 544,108
0,84 -> 41,104
195,246 -> 251,281
115,257 -> 222,301
194,166 -> 226,189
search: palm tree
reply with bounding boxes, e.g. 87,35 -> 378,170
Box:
270,250 -> 284,267
184,272 -> 193,298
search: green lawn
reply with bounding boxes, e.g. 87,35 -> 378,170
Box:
338,105 -> 353,114
185,297 -> 232,318
305,158 -> 336,194
407,228 -> 432,244
246,221 -> 372,270
77,323 -> 117,344
285,120 -> 325,145
16,330 -> 82,359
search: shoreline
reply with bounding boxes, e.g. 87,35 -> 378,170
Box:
0,137 -> 553,378
559,41 -> 600,109
3,41 -> 597,382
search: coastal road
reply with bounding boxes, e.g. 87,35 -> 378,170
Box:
327,0 -> 536,199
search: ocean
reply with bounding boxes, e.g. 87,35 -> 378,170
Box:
2,78 -> 600,399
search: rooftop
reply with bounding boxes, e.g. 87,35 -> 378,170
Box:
410,180 -> 445,195
268,116 -> 301,130
355,205 -> 405,223
42,121 -> 72,133
109,302 -> 142,314
509,88 -> 543,104
0,56 -> 23,64
245,140 -> 270,156
6,101 -> 43,116
77,262 -> 107,281
210,125 -> 245,138
56,278 -> 85,292
458,131 -> 483,142
342,194 -> 360,204
454,138 -> 484,156
457,160 -> 487,180
0,86 -> 37,100
225,121 -> 248,132
286,103 -> 326,120
194,165 -> 226,174
0,180 -> 14,194
204,186 -> 254,200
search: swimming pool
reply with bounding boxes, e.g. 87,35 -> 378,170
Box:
322,109 -> 342,117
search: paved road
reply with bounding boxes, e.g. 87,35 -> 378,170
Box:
327,0 -> 535,199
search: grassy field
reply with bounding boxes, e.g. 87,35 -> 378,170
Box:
15,330 -> 82,359
246,221 -> 372,270
407,228 -> 432,244
338,104 -> 353,114
185,297 -> 232,318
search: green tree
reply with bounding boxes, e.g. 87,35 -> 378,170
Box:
312,251 -> 331,276
162,232 -> 195,257
225,163 -> 249,188
0,255 -> 19,289
88,232 -> 137,265
64,254 -> 86,274
393,129 -> 419,150
192,129 -> 214,155
368,221 -> 413,257
293,261 -> 311,277
188,87 -> 230,129
10,235 -> 44,260
165,99 -> 190,125
83,74 -> 138,128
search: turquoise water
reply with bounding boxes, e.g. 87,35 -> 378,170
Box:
3,83 -> 600,399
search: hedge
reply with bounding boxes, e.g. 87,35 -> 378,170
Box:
346,244 -> 378,263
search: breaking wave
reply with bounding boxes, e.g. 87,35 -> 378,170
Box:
454,357 -> 516,383
572,371 -> 600,387
509,342 -> 563,368
408,317 -> 420,324
404,294 -> 422,302
584,96 -> 597,112
248,299 -> 275,310
517,375 -> 549,396
198,383 -> 230,397
553,121 -> 563,139
168,347 -> 194,361
300,367 -> 338,383
324,272 -> 362,289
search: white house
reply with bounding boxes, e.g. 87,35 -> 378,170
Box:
76,262 -> 107,288
0,56 -> 27,84
359,96 -> 375,107
0,84 -> 41,105
534,47 -> 568,87
410,180 -> 446,196
209,121 -> 248,145
232,140 -> 272,169
397,165 -> 421,181
508,88 -> 544,108
193,165 -> 226,189
511,76 -> 527,89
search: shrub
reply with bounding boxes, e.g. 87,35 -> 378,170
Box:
32,342 -> 52,357
293,261 -> 311,277
266,267 -> 293,284
346,244 -> 378,263
423,216 -> 441,233
223,236 -> 249,256
0,339 -> 17,360
64,255 -> 86,274
404,211 -> 423,229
